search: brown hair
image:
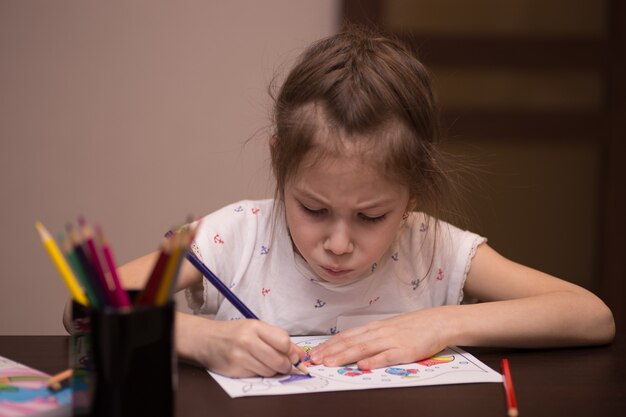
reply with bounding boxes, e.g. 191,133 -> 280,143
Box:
270,25 -> 460,224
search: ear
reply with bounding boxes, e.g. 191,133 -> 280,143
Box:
406,197 -> 417,212
269,135 -> 277,154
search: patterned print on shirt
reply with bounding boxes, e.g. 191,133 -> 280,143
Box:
314,299 -> 326,308
371,262 -> 378,272
251,207 -> 260,215
234,205 -> 244,213
436,268 -> 445,280
411,279 -> 420,290
391,252 -> 399,261
330,326 -> 338,335
260,245 -> 270,255
368,296 -> 380,305
213,234 -> 224,244
262,288 -> 270,296
419,223 -> 428,232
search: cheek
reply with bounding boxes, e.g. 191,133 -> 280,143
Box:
285,211 -> 315,250
361,222 -> 402,256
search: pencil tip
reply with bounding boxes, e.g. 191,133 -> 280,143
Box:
293,360 -> 310,375
34,221 -> 48,238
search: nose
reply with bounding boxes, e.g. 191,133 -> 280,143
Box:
323,222 -> 354,255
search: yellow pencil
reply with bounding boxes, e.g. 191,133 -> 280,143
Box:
35,221 -> 89,306
154,231 -> 183,306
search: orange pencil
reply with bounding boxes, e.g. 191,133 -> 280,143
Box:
47,368 -> 73,391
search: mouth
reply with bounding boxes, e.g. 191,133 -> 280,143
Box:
321,266 -> 353,277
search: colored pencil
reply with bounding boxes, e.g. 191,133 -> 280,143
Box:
501,358 -> 519,417
79,219 -> 116,307
61,231 -> 99,308
97,226 -> 131,308
184,249 -> 309,375
153,222 -> 197,305
69,226 -> 107,308
154,232 -> 184,305
35,222 -> 89,306
135,238 -> 172,305
47,368 -> 73,391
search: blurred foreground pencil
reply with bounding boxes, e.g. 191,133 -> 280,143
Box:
61,230 -> 99,308
135,238 -> 172,306
47,369 -> 72,391
35,222 -> 89,306
79,219 -> 116,307
97,226 -> 131,308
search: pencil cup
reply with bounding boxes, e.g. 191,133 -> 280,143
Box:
71,292 -> 176,417
70,300 -> 93,416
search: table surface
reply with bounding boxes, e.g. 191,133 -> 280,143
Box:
1,334 -> 625,417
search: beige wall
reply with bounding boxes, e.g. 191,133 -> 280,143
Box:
0,1 -> 339,334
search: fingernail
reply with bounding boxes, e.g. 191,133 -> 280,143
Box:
310,353 -> 321,364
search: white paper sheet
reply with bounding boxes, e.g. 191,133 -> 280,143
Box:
208,335 -> 503,397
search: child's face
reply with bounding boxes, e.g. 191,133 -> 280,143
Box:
284,151 -> 410,285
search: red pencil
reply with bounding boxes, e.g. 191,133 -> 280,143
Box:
79,219 -> 116,307
135,238 -> 171,305
97,226 -> 131,308
501,358 -> 519,417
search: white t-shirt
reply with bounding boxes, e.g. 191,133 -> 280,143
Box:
185,199 -> 485,335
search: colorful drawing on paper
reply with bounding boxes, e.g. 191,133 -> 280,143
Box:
208,336 -> 503,398
0,355 -> 71,416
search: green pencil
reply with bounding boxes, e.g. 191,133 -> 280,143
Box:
62,228 -> 100,308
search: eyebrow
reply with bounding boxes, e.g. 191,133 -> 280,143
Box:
292,188 -> 398,211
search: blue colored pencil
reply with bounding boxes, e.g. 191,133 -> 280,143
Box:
183,249 -> 309,375
185,250 -> 258,319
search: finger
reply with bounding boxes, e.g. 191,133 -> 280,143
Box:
356,348 -> 408,371
213,352 -> 278,378
309,327 -> 369,363
289,342 -> 308,362
254,323 -> 303,374
250,338 -> 293,375
256,323 -> 293,355
320,332 -> 390,367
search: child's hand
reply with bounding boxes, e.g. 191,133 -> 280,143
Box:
178,315 -> 306,377
309,308 -> 450,370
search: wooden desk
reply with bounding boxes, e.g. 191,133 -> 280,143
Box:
1,335 -> 624,416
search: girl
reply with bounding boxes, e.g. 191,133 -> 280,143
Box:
65,27 -> 615,377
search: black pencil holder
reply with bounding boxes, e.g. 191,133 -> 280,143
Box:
71,292 -> 176,417
70,300 -> 93,416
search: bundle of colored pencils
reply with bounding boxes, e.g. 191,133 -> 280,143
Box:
135,224 -> 196,306
36,218 -> 193,309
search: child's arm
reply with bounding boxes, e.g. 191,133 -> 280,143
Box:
309,243 -> 615,370
175,310 -> 306,377
168,258 -> 306,376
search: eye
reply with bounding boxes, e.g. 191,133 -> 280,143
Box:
358,213 -> 387,223
299,203 -> 327,218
